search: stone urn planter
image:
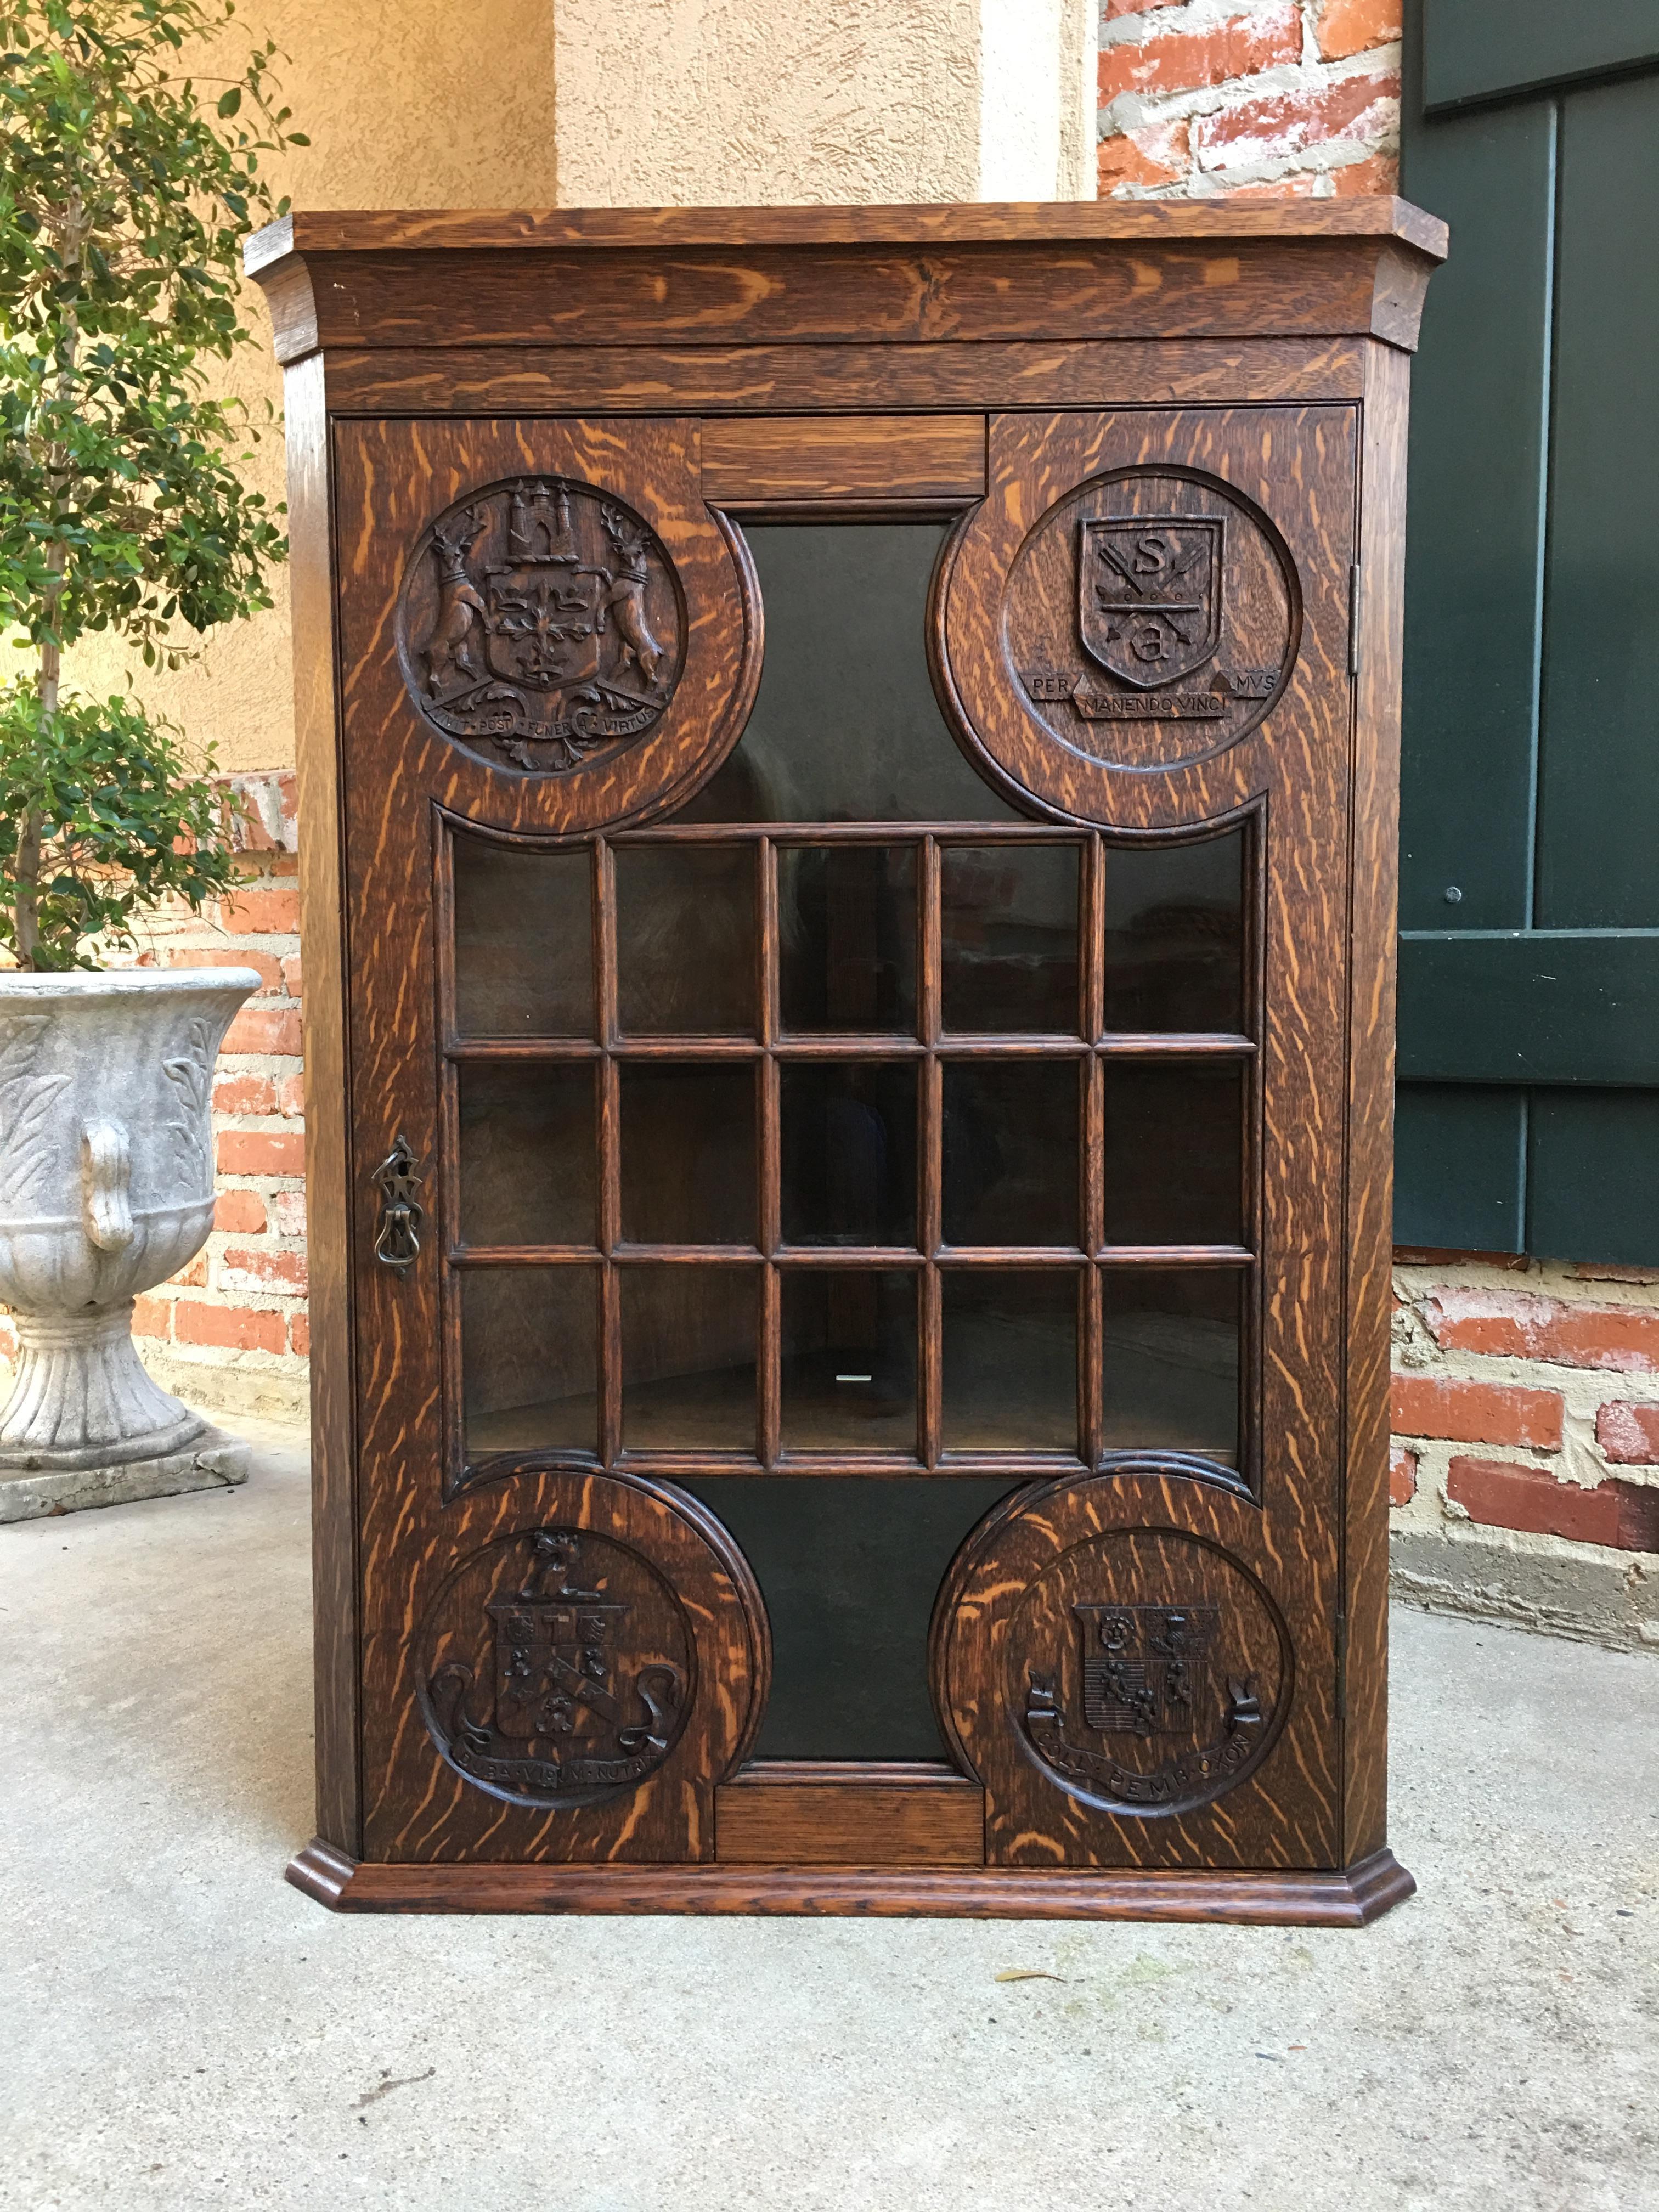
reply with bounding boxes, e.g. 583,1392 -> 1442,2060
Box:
0,967 -> 262,1522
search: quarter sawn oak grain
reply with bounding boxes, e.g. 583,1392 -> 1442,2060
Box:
250,195 -> 1438,1922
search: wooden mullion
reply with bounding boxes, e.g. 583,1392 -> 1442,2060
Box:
603,1449 -> 1082,1479
1082,1048 -> 1104,1468
1084,1053 -> 1105,1261
610,1244 -> 768,1265
452,1244 -> 609,1267
934,1245 -> 1089,1267
758,836 -> 778,1055
1082,835 -> 1106,1467
759,1266 -> 781,1467
443,1033 -> 1254,1062
450,1240 -> 1278,1268
453,1446 -> 1109,1482
918,1260 -> 943,1469
1094,1243 -> 1257,1267
920,836 -> 941,1050
772,1246 -> 926,1269
774,1037 -> 1091,1059
439,1054 -> 467,1489
596,838 -> 622,1468
928,1037 -> 1091,1060
758,838 -> 781,1466
447,1037 -> 603,1062
1085,829 -> 1105,1045
599,1201 -> 622,1468
607,819 -> 1091,846
1093,1034 -> 1257,1059
613,1037 -> 1102,1060
919,833 -> 943,1468
770,1037 -> 925,1059
1082,1260 -> 1103,1470
757,848 -> 780,1226
610,1037 -> 766,1060
594,837 -> 615,1051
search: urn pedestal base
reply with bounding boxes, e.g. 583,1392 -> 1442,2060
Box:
0,1425 -> 250,1525
0,1303 -> 211,1471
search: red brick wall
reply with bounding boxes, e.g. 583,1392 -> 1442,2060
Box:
1391,1255 -> 1659,1572
147,772 -> 309,1419
1098,0 -> 1400,199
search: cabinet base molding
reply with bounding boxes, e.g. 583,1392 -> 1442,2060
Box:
286,1839 -> 1415,1926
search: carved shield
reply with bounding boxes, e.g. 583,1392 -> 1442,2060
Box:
483,563 -> 605,691
1079,517 -> 1223,689
1073,1602 -> 1221,1737
490,1591 -> 625,1739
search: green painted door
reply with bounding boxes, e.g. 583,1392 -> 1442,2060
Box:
1397,0 -> 1659,1261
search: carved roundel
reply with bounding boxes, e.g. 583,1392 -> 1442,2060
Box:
1004,1528 -> 1289,1816
936,1496 -> 1293,1827
998,467 -> 1300,774
414,1479 -> 768,1813
396,474 -> 687,777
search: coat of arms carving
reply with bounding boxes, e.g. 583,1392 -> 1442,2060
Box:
998,467 -> 1299,772
419,1526 -> 690,1808
1074,1602 -> 1223,1735
398,477 -> 685,773
1020,1596 -> 1267,1812
1078,518 -> 1223,688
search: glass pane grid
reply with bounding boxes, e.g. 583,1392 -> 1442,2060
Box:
446,820 -> 1258,1480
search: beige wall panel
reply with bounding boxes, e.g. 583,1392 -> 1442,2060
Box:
552,0 -> 981,207
980,0 -> 1096,200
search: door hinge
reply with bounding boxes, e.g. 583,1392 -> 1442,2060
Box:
1347,563 -> 1362,675
1335,1611 -> 1348,1722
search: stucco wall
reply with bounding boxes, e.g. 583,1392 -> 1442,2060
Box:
554,0 -> 979,206
62,0 -> 563,776
552,0 -> 1095,207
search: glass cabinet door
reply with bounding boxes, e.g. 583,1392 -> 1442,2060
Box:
334,403 -> 1358,1874
438,522 -> 1261,1761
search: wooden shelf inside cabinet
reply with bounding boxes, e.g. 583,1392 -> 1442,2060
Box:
248,195 -> 1443,1921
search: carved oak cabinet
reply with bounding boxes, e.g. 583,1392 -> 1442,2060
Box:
249,198 -> 1444,1921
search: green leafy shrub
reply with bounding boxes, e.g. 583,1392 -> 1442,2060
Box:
0,0 -> 306,968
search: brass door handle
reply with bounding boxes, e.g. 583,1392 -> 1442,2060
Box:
372,1133 -> 425,1276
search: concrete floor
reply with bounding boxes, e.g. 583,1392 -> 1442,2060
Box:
2,1426 -> 1656,2212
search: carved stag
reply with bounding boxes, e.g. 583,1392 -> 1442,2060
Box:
599,504 -> 665,688
424,504 -> 489,696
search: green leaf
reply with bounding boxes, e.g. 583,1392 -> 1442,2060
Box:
0,0 -> 297,949
0,685 -> 237,969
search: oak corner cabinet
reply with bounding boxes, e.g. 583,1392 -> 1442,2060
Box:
249,196 -> 1444,1924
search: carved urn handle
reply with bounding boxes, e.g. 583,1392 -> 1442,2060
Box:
371,1133 -> 425,1277
80,1119 -> 135,1253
